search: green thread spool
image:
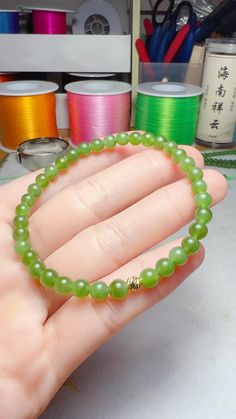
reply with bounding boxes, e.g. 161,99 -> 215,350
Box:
135,82 -> 203,145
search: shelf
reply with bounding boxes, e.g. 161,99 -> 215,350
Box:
0,34 -> 131,72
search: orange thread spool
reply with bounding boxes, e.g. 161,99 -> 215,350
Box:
0,81 -> 58,149
0,73 -> 16,83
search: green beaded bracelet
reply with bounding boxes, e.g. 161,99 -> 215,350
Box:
13,132 -> 213,301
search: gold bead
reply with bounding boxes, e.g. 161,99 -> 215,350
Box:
126,276 -> 140,291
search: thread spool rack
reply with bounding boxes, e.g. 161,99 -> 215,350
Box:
0,34 -> 131,73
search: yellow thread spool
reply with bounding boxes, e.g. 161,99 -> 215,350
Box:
0,81 -> 58,149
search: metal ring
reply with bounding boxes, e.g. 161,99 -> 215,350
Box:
16,137 -> 69,171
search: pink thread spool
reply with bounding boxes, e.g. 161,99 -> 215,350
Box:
65,80 -> 132,144
32,8 -> 67,34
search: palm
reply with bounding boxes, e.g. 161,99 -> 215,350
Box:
0,216 -> 56,418
0,142 -> 226,418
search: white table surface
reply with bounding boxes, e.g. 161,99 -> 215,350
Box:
1,153 -> 236,419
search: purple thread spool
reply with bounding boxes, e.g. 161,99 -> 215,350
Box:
32,9 -> 67,34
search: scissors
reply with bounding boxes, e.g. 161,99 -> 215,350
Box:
143,18 -> 153,50
135,38 -> 151,63
148,0 -> 174,62
164,9 -> 197,63
155,1 -> 194,62
148,0 -> 195,63
195,0 -> 236,42
167,0 -> 236,62
151,0 -> 174,28
174,12 -> 197,63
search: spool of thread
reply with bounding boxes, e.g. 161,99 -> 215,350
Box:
0,10 -> 19,33
0,80 -> 58,150
0,73 -> 16,83
72,0 -> 122,35
65,80 -> 131,144
26,8 -> 69,34
62,72 -> 117,89
135,82 -> 203,145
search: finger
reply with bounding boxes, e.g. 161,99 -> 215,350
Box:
45,169 -> 226,279
43,168 -> 226,314
44,239 -> 205,382
3,133 -> 199,216
29,146 -> 204,258
1,142 -> 146,220
1,129 -> 145,211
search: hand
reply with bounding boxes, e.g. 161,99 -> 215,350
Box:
0,141 -> 227,418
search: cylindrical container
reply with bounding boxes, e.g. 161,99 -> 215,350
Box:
0,80 -> 58,150
196,39 -> 236,148
71,0 -> 122,35
21,7 -> 71,34
135,82 -> 203,145
65,80 -> 131,144
32,10 -> 66,34
0,10 -> 19,33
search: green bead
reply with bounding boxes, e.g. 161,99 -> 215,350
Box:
35,174 -> 49,188
172,148 -> 187,163
13,215 -> 29,228
155,258 -> 175,277
44,165 -> 58,180
54,276 -> 73,295
91,138 -> 104,152
195,208 -> 212,224
140,268 -> 160,288
195,192 -> 212,208
188,167 -> 203,181
21,193 -> 35,208
189,222 -> 208,239
103,135 -> 117,148
28,260 -> 46,278
77,142 -> 91,156
169,246 -> 188,266
153,135 -> 166,149
55,156 -> 69,170
13,227 -> 29,241
67,147 -> 79,162
108,279 -> 129,299
15,203 -> 29,217
179,156 -> 195,172
27,183 -> 42,198
73,279 -> 90,298
181,236 -> 200,255
129,132 -> 142,145
90,281 -> 109,301
163,140 -> 177,155
191,179 -> 207,194
141,132 -> 155,146
40,269 -> 58,288
116,132 -> 129,145
22,249 -> 38,266
14,240 -> 31,254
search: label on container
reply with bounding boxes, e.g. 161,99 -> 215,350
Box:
197,53 -> 236,144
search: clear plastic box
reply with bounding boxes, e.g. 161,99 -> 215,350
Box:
139,63 -> 203,86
